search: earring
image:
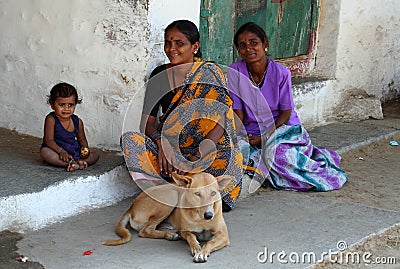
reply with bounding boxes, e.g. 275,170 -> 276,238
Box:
194,49 -> 198,54
265,48 -> 268,52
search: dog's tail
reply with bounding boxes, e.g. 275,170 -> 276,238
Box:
103,212 -> 132,246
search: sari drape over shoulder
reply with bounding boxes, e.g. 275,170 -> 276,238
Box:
122,59 -> 244,210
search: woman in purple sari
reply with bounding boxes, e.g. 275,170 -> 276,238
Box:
228,22 -> 347,191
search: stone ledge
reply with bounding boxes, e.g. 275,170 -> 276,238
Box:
0,166 -> 138,232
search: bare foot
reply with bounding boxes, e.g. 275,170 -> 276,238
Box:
67,160 -> 80,172
77,160 -> 88,170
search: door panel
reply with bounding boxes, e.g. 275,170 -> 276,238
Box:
199,0 -> 235,66
236,0 -> 314,59
199,0 -> 319,75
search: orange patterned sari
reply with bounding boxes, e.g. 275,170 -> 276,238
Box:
121,59 -> 244,211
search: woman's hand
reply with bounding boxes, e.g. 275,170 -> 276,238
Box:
248,134 -> 262,147
157,148 -> 168,177
186,139 -> 216,169
157,138 -> 173,177
188,152 -> 201,162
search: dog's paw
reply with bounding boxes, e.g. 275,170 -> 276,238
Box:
193,252 -> 208,263
190,244 -> 202,257
165,231 -> 180,241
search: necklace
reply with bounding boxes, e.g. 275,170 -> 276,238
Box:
56,115 -> 71,130
248,63 -> 268,88
62,118 -> 71,130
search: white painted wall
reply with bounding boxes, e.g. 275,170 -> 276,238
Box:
0,0 -> 399,150
296,0 -> 400,127
0,0 -> 150,150
335,0 -> 400,101
0,0 -> 200,150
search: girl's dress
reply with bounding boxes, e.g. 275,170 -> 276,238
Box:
122,59 -> 244,211
42,112 -> 80,160
228,59 -> 347,191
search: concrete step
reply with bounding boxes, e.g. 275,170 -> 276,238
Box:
0,131 -> 139,232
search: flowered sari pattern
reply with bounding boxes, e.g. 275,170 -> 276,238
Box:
122,60 -> 244,210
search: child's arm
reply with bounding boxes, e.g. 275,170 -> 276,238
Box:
76,119 -> 91,159
43,115 -> 62,153
43,114 -> 72,161
76,119 -> 88,148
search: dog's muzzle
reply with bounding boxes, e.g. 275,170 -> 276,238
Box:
203,205 -> 214,220
204,212 -> 213,220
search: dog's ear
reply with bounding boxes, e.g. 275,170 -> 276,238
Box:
171,172 -> 193,186
215,175 -> 235,191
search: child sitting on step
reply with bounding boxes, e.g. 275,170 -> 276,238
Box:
40,82 -> 99,171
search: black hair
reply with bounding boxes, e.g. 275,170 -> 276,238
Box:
47,82 -> 82,105
164,19 -> 202,58
233,22 -> 269,49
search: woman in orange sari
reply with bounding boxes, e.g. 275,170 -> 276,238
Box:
121,20 -> 243,211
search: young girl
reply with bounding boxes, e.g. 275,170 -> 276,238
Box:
40,82 -> 99,171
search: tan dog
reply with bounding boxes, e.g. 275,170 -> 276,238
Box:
103,172 -> 233,263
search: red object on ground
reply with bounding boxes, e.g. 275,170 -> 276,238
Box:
83,250 -> 93,256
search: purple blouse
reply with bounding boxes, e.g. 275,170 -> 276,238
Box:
228,59 -> 301,135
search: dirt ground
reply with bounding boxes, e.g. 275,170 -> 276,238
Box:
312,132 -> 400,268
0,100 -> 399,268
310,100 -> 400,268
0,230 -> 44,269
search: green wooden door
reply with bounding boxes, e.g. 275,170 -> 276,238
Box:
199,0 -> 235,68
235,0 -> 317,59
200,0 -> 319,74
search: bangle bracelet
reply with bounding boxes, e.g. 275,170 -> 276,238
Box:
149,130 -> 161,142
